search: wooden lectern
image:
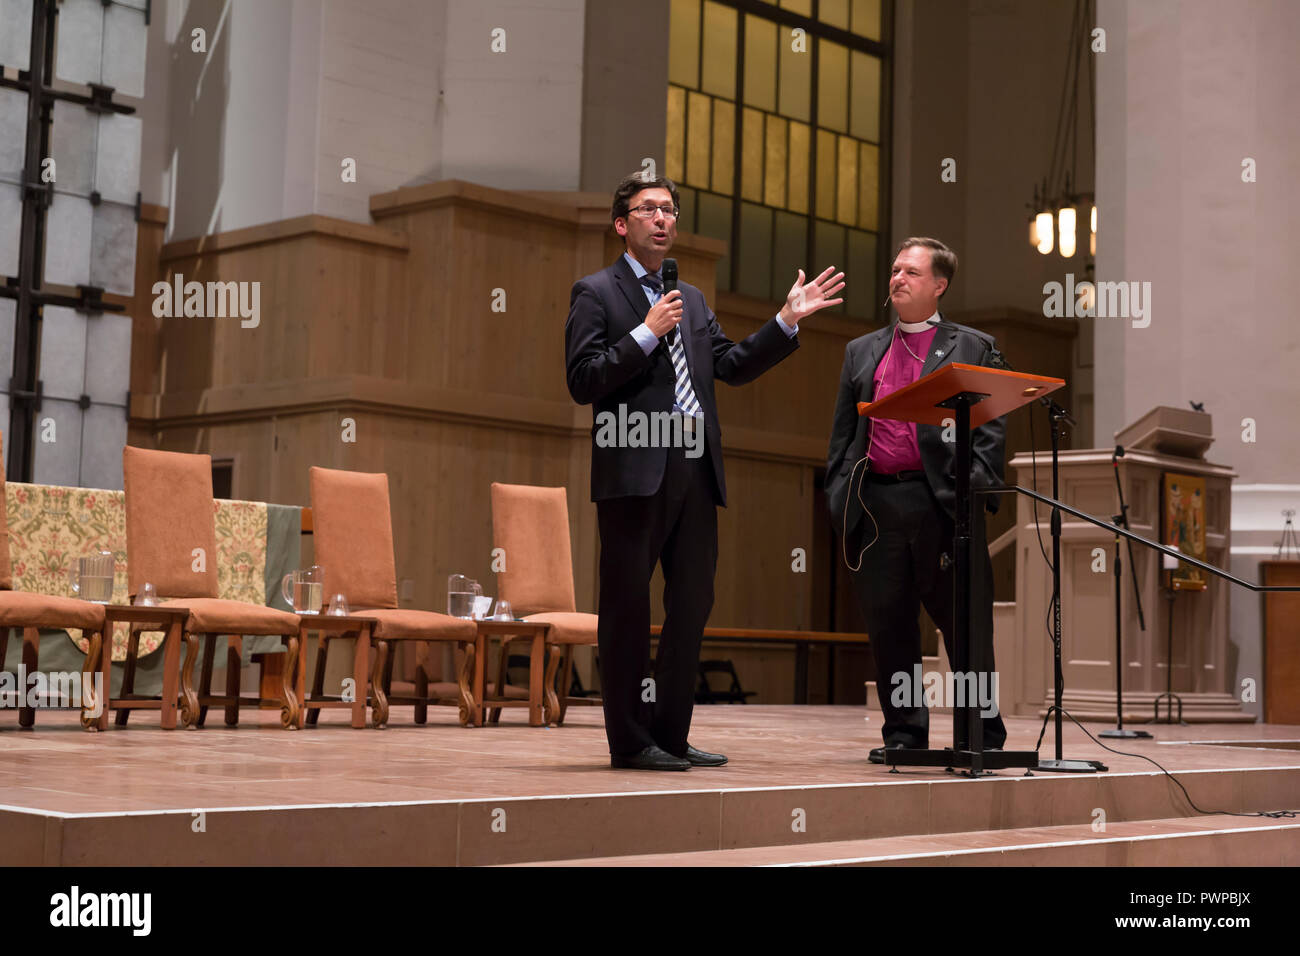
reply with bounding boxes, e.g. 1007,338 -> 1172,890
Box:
858,362 -> 1064,775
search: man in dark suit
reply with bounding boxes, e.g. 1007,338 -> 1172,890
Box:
824,237 -> 1009,763
566,173 -> 844,771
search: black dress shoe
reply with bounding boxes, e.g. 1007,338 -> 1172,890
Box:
868,742 -> 911,764
610,745 -> 691,771
681,744 -> 727,767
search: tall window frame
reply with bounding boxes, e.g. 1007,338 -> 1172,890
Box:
666,0 -> 893,321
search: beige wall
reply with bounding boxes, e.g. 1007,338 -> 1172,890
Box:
579,0 -> 669,192
1095,0 -> 1300,718
1093,0 -> 1300,480
142,0 -> 587,239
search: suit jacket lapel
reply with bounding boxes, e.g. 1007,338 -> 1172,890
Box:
855,327 -> 892,394
920,320 -> 959,378
613,257 -> 652,326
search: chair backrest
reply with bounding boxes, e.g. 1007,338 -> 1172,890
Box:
122,445 -> 219,599
309,466 -> 398,610
0,433 -> 10,589
489,483 -> 576,616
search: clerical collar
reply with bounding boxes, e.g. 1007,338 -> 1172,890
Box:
897,313 -> 940,334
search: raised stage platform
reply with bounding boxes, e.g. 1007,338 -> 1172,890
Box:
1,706 -> 1297,866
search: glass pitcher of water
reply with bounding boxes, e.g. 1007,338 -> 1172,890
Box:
282,566 -> 324,614
69,551 -> 116,604
447,574 -> 482,618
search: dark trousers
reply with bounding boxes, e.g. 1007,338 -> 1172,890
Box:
846,477 -> 1007,749
595,446 -> 717,757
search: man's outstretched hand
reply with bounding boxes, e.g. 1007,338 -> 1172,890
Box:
778,266 -> 846,328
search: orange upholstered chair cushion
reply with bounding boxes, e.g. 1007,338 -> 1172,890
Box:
123,446 -> 219,599
351,607 -> 476,642
309,467 -> 399,610
0,592 -> 106,630
522,611 -> 597,645
159,598 -> 299,635
0,433 -> 11,589
490,483 -> 577,616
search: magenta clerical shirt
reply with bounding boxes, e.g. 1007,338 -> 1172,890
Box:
867,322 -> 939,474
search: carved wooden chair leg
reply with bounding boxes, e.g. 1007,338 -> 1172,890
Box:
414,647 -> 429,725
115,627 -> 142,727
370,639 -> 389,728
18,627 -> 39,727
542,643 -> 561,726
306,636 -> 330,727
197,633 -> 218,727
457,640 -> 476,726
557,645 -> 575,725
224,635 -> 242,726
180,631 -> 201,728
382,641 -> 396,701
80,629 -> 103,731
280,633 -> 300,730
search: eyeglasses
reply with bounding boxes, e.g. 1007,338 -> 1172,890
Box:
628,203 -> 679,220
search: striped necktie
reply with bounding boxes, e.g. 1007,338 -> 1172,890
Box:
641,273 -> 701,417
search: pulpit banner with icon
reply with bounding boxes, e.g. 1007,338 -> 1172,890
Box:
1162,471 -> 1209,591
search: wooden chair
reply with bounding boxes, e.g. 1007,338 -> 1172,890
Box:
489,483 -> 599,725
0,432 -> 108,727
122,446 -> 302,729
309,466 -> 477,726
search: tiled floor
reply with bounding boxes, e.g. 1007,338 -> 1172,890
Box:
0,705 -> 1296,815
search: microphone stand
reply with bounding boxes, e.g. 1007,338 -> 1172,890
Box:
1100,447 -> 1152,739
1037,398 -> 1107,772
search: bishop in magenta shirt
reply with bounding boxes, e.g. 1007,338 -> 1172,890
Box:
868,314 -> 939,474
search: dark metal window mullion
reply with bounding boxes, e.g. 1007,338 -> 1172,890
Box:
807,27 -> 821,278
876,0 -> 896,324
729,11 -> 746,293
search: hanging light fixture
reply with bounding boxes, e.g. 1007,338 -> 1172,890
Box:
1025,0 -> 1096,263
1058,204 -> 1077,258
1035,210 -> 1055,255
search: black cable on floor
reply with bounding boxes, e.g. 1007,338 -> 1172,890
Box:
1032,705 -> 1298,819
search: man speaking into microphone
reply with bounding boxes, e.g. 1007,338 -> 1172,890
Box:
566,172 -> 844,771
825,237 -> 1009,763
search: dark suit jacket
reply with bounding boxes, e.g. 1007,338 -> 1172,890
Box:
825,317 -> 1007,532
566,256 -> 799,505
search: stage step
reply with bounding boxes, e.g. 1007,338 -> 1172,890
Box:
507,814 -> 1300,867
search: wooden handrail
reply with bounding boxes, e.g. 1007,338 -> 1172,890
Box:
650,625 -> 869,645
988,525 -> 1016,558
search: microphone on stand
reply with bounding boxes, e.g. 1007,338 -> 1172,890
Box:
1112,444 -> 1125,465
662,258 -> 679,347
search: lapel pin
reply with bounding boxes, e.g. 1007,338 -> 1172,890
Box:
934,349 -> 945,357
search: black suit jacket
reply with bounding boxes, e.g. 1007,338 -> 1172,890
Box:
566,256 -> 799,505
825,317 -> 1007,532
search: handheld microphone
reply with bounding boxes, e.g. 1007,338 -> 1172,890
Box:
662,258 -> 679,346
